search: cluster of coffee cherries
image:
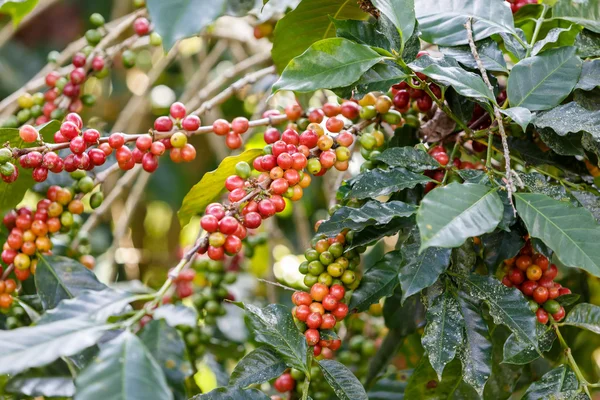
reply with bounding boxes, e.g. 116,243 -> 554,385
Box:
501,240 -> 571,324
505,0 -> 538,13
391,79 -> 438,115
273,365 -> 334,400
423,145 -> 485,193
336,315 -> 381,376
122,16 -> 162,69
0,279 -> 16,310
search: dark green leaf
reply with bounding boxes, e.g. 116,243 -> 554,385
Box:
417,183 -> 504,250
367,374 -> 411,399
534,101 -> 600,138
336,61 -> 409,100
499,107 -> 532,132
139,320 -> 192,400
450,239 -> 477,275
347,167 -> 433,199
522,365 -> 579,400
35,254 -> 106,310
459,274 -> 538,351
484,327 -> 523,400
415,0 -> 516,46
191,387 -> 271,400
271,0 -> 367,71
557,293 -> 581,306
440,39 -> 508,73
383,288 -> 424,332
501,29 -> 527,60
153,304 -> 198,327
5,373 -> 74,397
372,147 -> 441,172
515,193 -> 600,277
317,200 -> 416,237
553,0 -> 600,33
447,89 -> 476,125
422,284 -> 464,379
0,318 -> 110,375
457,169 -> 489,185
146,0 -> 254,49
229,346 -> 286,388
347,217 -> 414,251
502,323 -> 555,365
76,331 -> 172,400
507,46 -> 582,111
402,25 -> 421,62
318,359 -> 368,400
0,0 -> 38,25
405,357 -> 479,399
575,29 -> 600,58
563,303 -> 600,334
573,191 -> 600,222
331,17 -> 397,55
481,230 -> 525,273
349,251 -> 403,312
537,127 -> 583,156
371,0 -> 416,44
575,59 -> 600,91
272,38 -> 384,93
178,149 -> 263,227
241,303 -> 308,372
531,25 -> 582,56
408,55 -> 496,103
519,173 -> 572,201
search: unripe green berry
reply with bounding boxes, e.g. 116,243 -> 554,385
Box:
235,161 -> 251,179
0,148 -> 12,164
382,110 -> 402,125
90,192 -> 104,209
61,211 -> 74,227
70,170 -> 87,180
47,50 -> 60,63
359,133 -> 376,150
16,109 -> 31,123
50,108 -> 66,120
85,29 -> 102,45
81,45 -> 94,57
81,94 -> 96,107
122,50 -> 136,68
359,105 -> 377,120
0,162 -> 15,176
89,13 -> 105,27
2,116 -> 18,128
78,176 -> 95,193
307,158 -> 322,175
149,32 -> 162,46
30,105 -> 42,118
55,77 -> 68,91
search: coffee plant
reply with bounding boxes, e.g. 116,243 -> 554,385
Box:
0,0 -> 599,398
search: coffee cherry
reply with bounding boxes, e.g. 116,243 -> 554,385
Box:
306,312 -> 323,329
226,133 -> 242,149
181,144 -> 196,162
274,373 -> 295,393
320,313 -> 336,330
521,280 -> 538,296
32,167 -> 48,182
326,117 -> 344,133
82,129 -> 100,144
533,286 -> 549,304
224,235 -> 242,254
19,125 -> 38,143
136,135 -> 153,151
69,136 -> 86,154
88,148 -> 106,166
182,115 -> 200,131
536,308 -> 549,324
543,264 -> 558,280
332,303 -> 349,320
116,146 -> 132,164
526,265 -> 542,281
243,212 -> 261,229
133,17 -> 151,36
154,116 -> 173,132
108,133 -> 125,148
322,103 -> 341,117
231,117 -> 249,134
257,199 -> 276,218
515,255 -> 532,271
309,108 -> 325,123
295,305 -> 310,321
552,306 -> 565,322
92,56 -> 105,71
305,329 -> 320,346
169,102 -> 186,119
417,95 -> 433,112
292,291 -> 312,307
142,153 -> 159,172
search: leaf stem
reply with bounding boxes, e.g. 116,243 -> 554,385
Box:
442,139 -> 460,184
485,126 -> 494,168
525,5 -> 549,58
552,322 -> 593,397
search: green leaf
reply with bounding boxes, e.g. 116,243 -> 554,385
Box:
5,373 -> 74,397
229,346 -> 287,388
153,304 -> 198,327
272,38 -> 384,93
139,320 -> 192,400
450,239 -> 477,275
417,183 -> 504,250
372,146 -> 441,172
346,168 -> 433,199
507,46 -> 582,111
76,331 -> 173,400
347,217 -> 415,251
409,55 -> 496,103
365,327 -> 407,387
519,173 -> 571,201
500,107 -> 533,132
575,59 -> 600,91
383,288 -> 424,332
459,274 -> 538,351
534,101 -> 600,138
399,234 -> 451,303
331,17 -> 397,55
563,303 -> 600,334
481,230 -> 525,273
0,318 -> 110,375
501,29 -> 527,60
146,0 -> 254,49
522,365 -> 579,400
515,193 -> 600,277
0,0 -> 38,25
349,251 -> 403,312
371,0 -> 416,44
537,127 -> 583,156
440,39 -> 508,73
405,357 -> 479,399
336,61 -> 409,99
575,29 -> 600,58
35,255 -> 106,310
271,0 -> 367,71
415,0 -> 516,46
318,359 -> 368,400
531,25 -> 582,56
557,293 -> 581,307
317,200 -> 416,237
422,284 -> 464,379
502,323 -> 556,365
484,327 -> 523,400
553,0 -> 600,33
241,303 -> 308,373
178,148 -> 263,227
191,387 -> 271,400
457,293 -> 492,395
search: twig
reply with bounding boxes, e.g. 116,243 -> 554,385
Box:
193,65 -> 276,116
179,40 -> 228,104
0,0 -> 59,48
465,17 -> 516,215
552,323 -> 593,398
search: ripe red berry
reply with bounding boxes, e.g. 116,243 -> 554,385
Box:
219,216 -> 239,235
45,71 -> 60,87
83,129 -> 100,144
521,280 -> 538,296
295,305 -> 310,321
181,144 -> 196,162
108,133 -> 125,148
231,117 -> 249,134
136,135 -> 153,151
320,313 -> 336,329
326,117 -> 344,133
310,283 -> 329,301
207,245 -> 225,260
19,125 -> 38,143
306,312 -> 323,329
206,203 -> 225,220
32,167 -> 48,182
224,234 -> 242,254
536,308 -> 549,324
258,199 -> 276,218
417,95 -> 433,112
305,329 -> 320,346
142,153 -> 159,172
309,108 -> 325,123
116,146 -> 132,163
552,306 -> 565,322
212,119 -> 230,136
226,133 -> 242,149
154,116 -> 173,132
243,212 -> 261,229
169,102 -> 186,119
543,264 -> 558,280
274,373 -> 295,393
88,148 -> 106,165
322,294 -> 338,311
341,101 -> 360,120
133,17 -> 151,35
72,52 -> 86,67
70,68 -> 86,84
92,56 -> 105,71
508,268 -> 525,285
332,303 -> 349,320
69,136 -> 86,154
264,128 -> 280,144
533,286 -> 549,304
60,121 -> 80,140
292,291 -> 312,307
281,129 -> 299,145
225,175 -> 244,191
329,284 -> 345,301
299,130 -> 318,148
182,115 -> 200,131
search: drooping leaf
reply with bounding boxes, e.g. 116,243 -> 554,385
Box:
0,0 -> 38,25
522,365 -> 579,400
563,303 -> 600,334
422,285 -> 464,380
272,38 -> 385,93
515,193 -> 600,277
271,0 -> 367,71
178,149 -> 262,227
534,101 -> 600,138
415,0 -> 516,46
575,29 -> 600,58
507,46 -> 582,111
502,323 -> 556,365
240,303 -> 308,373
0,318 -> 110,375
500,107 -> 533,132
349,251 -> 403,312
481,230 -> 525,273
317,200 -> 416,237
537,127 -> 583,156
372,147 -> 441,172
347,217 -> 414,251
347,167 -> 433,199
229,346 -> 287,388
191,386 -> 271,400
139,320 -> 192,400
417,183 -> 504,250
440,39 -> 508,73
318,359 -> 368,400
576,59 -> 600,91
519,173 -> 572,202
371,0 -> 416,44
336,61 -> 409,100
405,357 -> 479,399
459,274 -> 538,351
531,25 -> 582,56
383,288 -> 424,332
573,190 -> 600,222
457,292 -> 492,395
408,55 -> 496,103
146,0 -> 254,49
35,254 -> 106,310
5,373 -> 74,398
76,331 -> 173,400
153,304 -> 198,328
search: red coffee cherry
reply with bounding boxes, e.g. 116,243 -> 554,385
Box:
274,373 -> 295,393
231,117 -> 249,134
182,115 -> 200,131
320,313 -> 336,330
322,294 -> 338,311
142,153 -> 158,172
133,17 -> 151,36
305,329 -> 320,346
69,136 -> 86,154
108,133 -> 125,148
154,116 -> 173,132
332,303 -> 349,320
306,312 -> 323,329
292,291 -> 312,307
295,305 -> 310,321
310,283 -> 329,301
92,56 -> 105,71
533,286 -> 549,304
536,308 -> 549,324
83,129 -> 100,144
19,125 -> 38,143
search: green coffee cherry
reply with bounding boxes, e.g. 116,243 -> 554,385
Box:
0,148 -> 13,164
382,109 -> 402,125
122,50 -> 136,68
78,176 -> 95,193
47,50 -> 60,63
90,192 -> 104,209
235,161 -> 251,179
85,29 -> 102,45
89,13 -> 105,27
0,162 -> 15,176
149,32 -> 162,46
